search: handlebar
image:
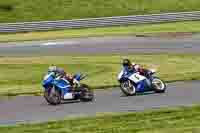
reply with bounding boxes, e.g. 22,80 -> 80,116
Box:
73,73 -> 87,81
79,74 -> 87,80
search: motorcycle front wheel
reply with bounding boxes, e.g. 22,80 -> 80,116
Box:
120,80 -> 136,96
44,87 -> 61,105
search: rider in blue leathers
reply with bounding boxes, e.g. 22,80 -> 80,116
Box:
48,66 -> 80,99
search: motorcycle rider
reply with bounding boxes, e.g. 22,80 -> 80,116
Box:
48,65 -> 80,99
122,59 -> 151,79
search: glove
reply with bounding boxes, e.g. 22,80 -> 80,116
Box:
73,78 -> 80,87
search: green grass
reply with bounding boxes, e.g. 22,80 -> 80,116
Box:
2,105 -> 200,132
0,0 -> 200,23
1,21 -> 200,43
0,54 -> 200,96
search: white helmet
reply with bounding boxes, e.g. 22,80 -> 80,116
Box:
48,66 -> 57,72
131,62 -> 136,66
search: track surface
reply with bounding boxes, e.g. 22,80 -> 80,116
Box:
0,35 -> 200,125
0,35 -> 200,56
0,81 -> 200,125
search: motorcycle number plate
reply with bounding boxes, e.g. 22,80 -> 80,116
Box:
129,73 -> 146,83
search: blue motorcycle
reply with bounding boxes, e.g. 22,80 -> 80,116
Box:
42,72 -> 94,105
118,68 -> 166,96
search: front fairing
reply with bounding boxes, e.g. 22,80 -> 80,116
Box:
118,69 -> 124,80
42,72 -> 55,88
118,67 -> 135,81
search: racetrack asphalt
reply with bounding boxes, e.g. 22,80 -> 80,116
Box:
0,35 -> 200,125
0,81 -> 200,125
0,35 -> 200,56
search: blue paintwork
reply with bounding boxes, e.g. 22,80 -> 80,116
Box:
42,72 -> 71,96
136,79 -> 150,92
42,72 -> 55,88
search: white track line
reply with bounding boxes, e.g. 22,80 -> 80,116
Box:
42,41 -> 78,46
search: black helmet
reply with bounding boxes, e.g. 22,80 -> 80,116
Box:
122,59 -> 131,67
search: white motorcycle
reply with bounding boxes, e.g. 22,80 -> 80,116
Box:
118,68 -> 166,96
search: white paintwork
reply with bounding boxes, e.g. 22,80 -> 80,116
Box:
61,78 -> 70,84
128,73 -> 146,83
64,93 -> 74,99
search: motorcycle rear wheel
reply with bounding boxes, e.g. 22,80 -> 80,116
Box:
79,84 -> 94,102
152,77 -> 166,93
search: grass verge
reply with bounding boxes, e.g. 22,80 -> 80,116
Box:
1,105 -> 200,132
1,0 -> 200,23
0,54 -> 200,96
0,21 -> 200,43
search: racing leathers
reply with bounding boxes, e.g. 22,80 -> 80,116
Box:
124,63 -> 151,79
